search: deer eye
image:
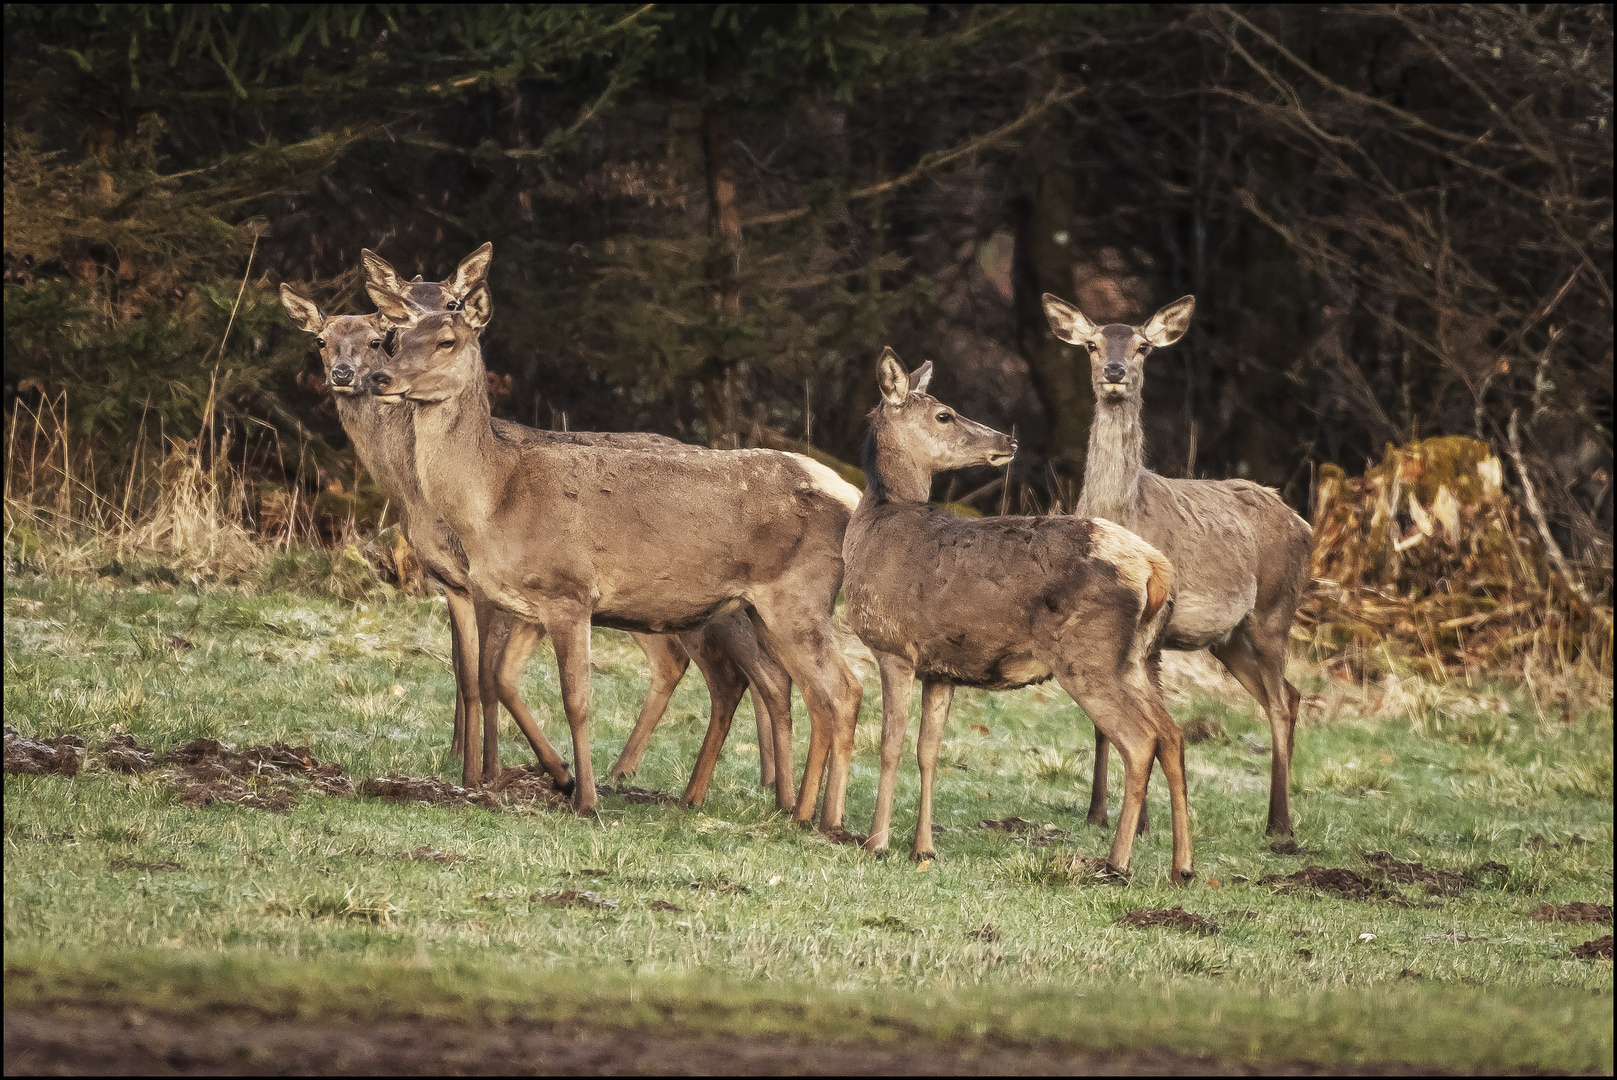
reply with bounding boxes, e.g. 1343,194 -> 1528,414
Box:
316,338 -> 326,349
936,411 -> 953,424
1138,343 -> 1153,356
369,339 -> 382,349
437,338 -> 455,350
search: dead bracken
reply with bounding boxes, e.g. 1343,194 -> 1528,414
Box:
1530,903 -> 1612,924
1115,906 -> 1219,934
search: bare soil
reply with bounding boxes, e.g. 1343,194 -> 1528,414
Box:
1571,936 -> 1613,960
1260,866 -> 1407,904
1116,906 -> 1220,935
3,727 -> 84,776
1529,903 -> 1612,924
1,1004 -> 1531,1076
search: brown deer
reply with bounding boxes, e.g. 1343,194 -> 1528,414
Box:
363,278 -> 864,829
1042,292 -> 1313,837
355,246 -> 799,804
279,265 -> 794,805
845,349 -> 1192,879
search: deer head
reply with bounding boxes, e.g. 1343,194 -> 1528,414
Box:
361,242 -> 493,328
870,348 -> 1016,483
363,280 -> 493,404
1042,293 -> 1195,404
278,284 -> 388,395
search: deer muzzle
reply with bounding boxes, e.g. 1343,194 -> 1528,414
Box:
329,363 -> 357,393
367,370 -> 405,403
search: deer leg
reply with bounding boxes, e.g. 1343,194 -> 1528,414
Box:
491,616 -> 573,792
706,613 -> 795,809
861,652 -> 914,857
1213,629 -> 1295,836
1145,692 -> 1195,883
471,592 -> 513,787
546,611 -> 598,817
443,586 -> 489,787
911,680 -> 954,862
677,629 -> 748,808
1087,728 -> 1110,827
608,634 -> 690,780
748,596 -> 861,833
1059,673 -> 1157,874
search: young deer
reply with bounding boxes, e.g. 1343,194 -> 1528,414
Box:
1043,292 -> 1313,836
279,261 -> 793,804
363,279 -> 864,828
845,349 -> 1192,879
355,246 -> 797,804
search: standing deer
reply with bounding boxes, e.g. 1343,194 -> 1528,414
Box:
363,277 -> 865,830
1042,292 -> 1312,837
354,246 -> 800,804
279,258 -> 795,806
845,349 -> 1192,879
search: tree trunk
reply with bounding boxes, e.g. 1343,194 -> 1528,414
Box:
1012,62 -> 1090,483
701,53 -> 742,447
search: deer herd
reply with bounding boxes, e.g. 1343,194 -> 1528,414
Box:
279,243 -> 1312,882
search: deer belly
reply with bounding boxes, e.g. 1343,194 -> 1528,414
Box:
1162,581 -> 1258,650
917,646 -> 1053,691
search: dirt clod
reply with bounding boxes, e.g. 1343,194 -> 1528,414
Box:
1524,833 -> 1587,851
3,726 -> 84,777
1363,851 -> 1468,894
100,734 -> 156,773
1268,840 -> 1320,856
1570,935 -> 1613,960
1530,903 -> 1611,924
1259,866 -> 1407,905
648,899 -> 683,913
488,765 -> 569,806
1116,906 -> 1219,935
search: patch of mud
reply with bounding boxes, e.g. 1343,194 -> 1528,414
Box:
1116,907 -> 1220,935
106,857 -> 182,873
3,727 -> 84,777
1571,935 -> 1613,960
979,816 -> 1070,844
1269,840 -> 1321,857
1182,715 -> 1227,744
533,890 -> 618,910
359,774 -> 503,809
1530,903 -> 1611,924
596,783 -> 676,805
161,739 -> 348,815
1260,866 -> 1407,905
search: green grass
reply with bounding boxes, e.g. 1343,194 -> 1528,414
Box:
4,575 -> 1613,1071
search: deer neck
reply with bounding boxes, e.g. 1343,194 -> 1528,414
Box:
408,354 -> 502,545
334,393 -> 422,515
1078,391 -> 1145,529
860,426 -> 933,505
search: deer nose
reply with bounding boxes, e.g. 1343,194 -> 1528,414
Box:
330,363 -> 355,386
1102,363 -> 1127,383
367,370 -> 392,392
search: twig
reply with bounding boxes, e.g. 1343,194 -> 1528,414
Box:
1506,409 -> 1590,611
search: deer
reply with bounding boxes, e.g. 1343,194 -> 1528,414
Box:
362,276 -> 865,830
1042,292 -> 1313,837
354,246 -> 800,805
844,348 -> 1193,880
278,257 -> 795,806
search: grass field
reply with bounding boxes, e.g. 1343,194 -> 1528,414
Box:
4,571 -> 1612,1072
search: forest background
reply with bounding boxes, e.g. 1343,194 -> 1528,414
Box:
2,3 -> 1611,613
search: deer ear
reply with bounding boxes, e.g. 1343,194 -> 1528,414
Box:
1143,295 -> 1195,347
460,281 -> 493,330
909,360 -> 934,394
1042,293 -> 1098,344
877,347 -> 910,405
367,283 -> 420,329
361,249 -> 401,294
279,284 -> 325,334
448,242 -> 493,299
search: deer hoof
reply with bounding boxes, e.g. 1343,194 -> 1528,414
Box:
1176,868 -> 1197,885
556,777 -> 576,798
1086,812 -> 1109,828
1265,822 -> 1294,837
